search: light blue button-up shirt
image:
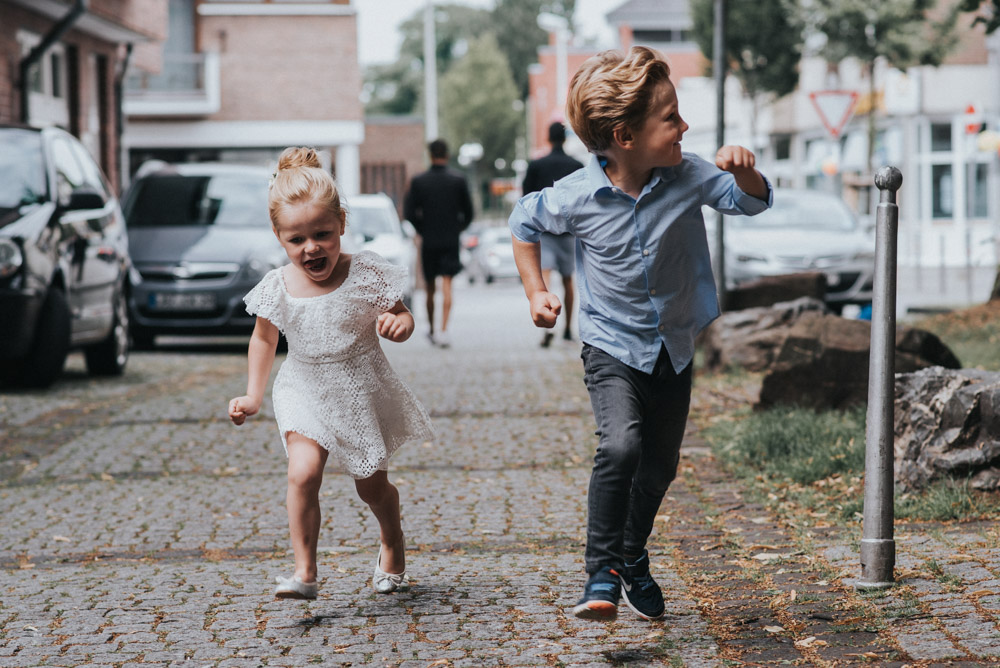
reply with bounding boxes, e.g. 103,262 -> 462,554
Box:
508,152 -> 772,374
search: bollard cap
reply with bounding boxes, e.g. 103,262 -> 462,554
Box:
874,166 -> 903,192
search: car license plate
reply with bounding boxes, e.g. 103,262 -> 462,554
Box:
149,292 -> 216,311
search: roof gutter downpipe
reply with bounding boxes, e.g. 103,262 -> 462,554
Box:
19,0 -> 89,124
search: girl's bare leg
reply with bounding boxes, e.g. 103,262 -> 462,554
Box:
285,433 -> 329,582
355,470 -> 405,573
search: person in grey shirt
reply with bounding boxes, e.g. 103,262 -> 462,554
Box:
522,122 -> 584,347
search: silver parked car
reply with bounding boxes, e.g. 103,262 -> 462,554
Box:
0,125 -> 132,387
122,163 -> 287,347
343,193 -> 416,307
709,188 -> 875,312
464,226 -> 520,284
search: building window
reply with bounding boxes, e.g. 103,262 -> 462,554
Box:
774,135 -> 791,161
931,164 -> 953,218
50,52 -> 63,98
930,123 -> 952,152
967,162 -> 988,219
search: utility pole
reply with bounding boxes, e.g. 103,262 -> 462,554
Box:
712,0 -> 728,309
423,0 -> 438,141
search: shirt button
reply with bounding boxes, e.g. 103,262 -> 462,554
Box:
658,325 -> 665,331
650,289 -> 657,295
643,249 -> 650,256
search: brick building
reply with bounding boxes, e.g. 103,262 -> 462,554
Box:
122,0 -> 368,196
1,0 -> 167,191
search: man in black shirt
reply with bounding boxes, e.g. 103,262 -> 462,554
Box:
404,139 -> 474,348
521,122 -> 584,347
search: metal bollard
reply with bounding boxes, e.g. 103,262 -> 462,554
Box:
857,166 -> 903,590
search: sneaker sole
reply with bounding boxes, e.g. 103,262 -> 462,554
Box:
275,590 -> 317,600
619,588 -> 664,621
572,600 -> 618,621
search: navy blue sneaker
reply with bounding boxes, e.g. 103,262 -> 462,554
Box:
619,551 -> 665,620
573,566 -> 620,621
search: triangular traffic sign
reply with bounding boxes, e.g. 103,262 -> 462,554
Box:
809,91 -> 859,138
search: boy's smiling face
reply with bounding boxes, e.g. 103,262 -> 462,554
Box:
629,79 -> 689,169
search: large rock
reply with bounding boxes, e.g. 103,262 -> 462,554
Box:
700,297 -> 830,372
757,312 -> 961,410
895,367 -> 1000,491
725,273 -> 827,311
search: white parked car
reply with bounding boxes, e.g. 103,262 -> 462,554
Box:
707,188 -> 875,313
344,193 -> 417,307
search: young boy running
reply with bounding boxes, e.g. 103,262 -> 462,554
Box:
508,47 -> 772,622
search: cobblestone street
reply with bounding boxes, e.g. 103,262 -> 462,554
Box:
4,284 -> 1000,666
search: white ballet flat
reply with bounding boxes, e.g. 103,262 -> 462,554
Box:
373,545 -> 408,594
274,574 -> 319,600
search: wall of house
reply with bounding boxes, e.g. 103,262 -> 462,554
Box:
197,14 -> 362,123
1,1 -> 166,191
360,117 -> 427,214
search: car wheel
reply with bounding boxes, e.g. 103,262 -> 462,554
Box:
84,288 -> 129,376
130,325 -> 156,350
3,288 -> 71,388
485,273 -> 495,284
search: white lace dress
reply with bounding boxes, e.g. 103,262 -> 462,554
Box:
244,251 -> 433,479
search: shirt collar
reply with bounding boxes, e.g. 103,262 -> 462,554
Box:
583,153 -> 677,197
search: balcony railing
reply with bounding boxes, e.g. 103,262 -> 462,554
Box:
123,52 -> 220,116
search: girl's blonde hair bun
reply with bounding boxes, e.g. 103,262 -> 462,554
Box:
268,146 -> 346,227
276,147 -> 322,173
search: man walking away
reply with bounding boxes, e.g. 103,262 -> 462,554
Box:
404,139 -> 474,348
522,122 -> 584,347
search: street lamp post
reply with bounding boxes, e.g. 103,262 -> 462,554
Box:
423,0 -> 438,141
537,12 -> 570,121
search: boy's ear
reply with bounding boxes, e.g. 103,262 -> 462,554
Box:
612,125 -> 634,150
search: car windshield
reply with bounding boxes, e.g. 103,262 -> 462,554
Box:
349,203 -> 397,238
730,191 -> 857,231
0,129 -> 47,215
125,173 -> 270,227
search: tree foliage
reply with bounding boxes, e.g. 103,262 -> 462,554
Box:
809,0 -> 959,69
689,0 -> 804,101
491,0 -> 575,99
439,33 -> 522,179
808,0 -> 959,175
363,0 -> 574,115
958,0 -> 1000,33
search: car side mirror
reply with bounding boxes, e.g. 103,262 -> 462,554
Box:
401,220 -> 416,239
64,186 -> 106,211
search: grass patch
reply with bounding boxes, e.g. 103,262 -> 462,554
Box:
703,403 -> 1000,524
706,404 -> 866,485
910,301 -> 1000,371
896,477 -> 1000,521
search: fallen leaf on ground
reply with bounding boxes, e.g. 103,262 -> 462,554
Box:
764,625 -> 784,633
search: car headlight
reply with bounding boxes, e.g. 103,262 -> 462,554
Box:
244,254 -> 284,281
0,239 -> 23,278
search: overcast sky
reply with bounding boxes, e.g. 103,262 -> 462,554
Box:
355,0 -> 621,66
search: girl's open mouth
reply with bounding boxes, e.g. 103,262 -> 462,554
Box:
304,257 -> 327,272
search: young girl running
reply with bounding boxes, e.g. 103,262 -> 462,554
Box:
228,147 -> 433,600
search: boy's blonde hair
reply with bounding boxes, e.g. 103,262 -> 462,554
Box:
566,46 -> 672,155
268,147 -> 346,227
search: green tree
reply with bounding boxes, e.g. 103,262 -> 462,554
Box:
439,34 -> 522,202
809,0 -> 959,175
690,0 -> 804,146
490,0 -> 575,99
958,0 -> 1000,33
364,4 -> 493,115
363,1 -> 574,115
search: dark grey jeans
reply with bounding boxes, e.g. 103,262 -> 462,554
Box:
581,343 -> 692,574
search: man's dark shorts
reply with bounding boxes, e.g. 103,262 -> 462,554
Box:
421,245 -> 463,283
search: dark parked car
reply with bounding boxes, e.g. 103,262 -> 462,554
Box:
122,163 -> 287,346
0,125 -> 132,388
